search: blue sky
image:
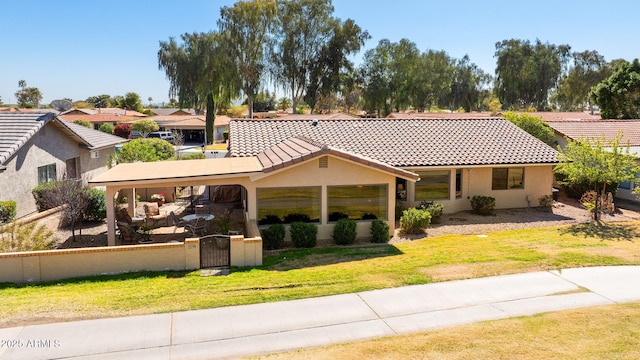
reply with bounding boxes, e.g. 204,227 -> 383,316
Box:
1,0 -> 638,106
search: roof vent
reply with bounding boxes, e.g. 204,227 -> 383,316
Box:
319,156 -> 328,168
312,119 -> 318,126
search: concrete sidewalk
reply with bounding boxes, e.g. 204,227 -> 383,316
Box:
1,266 -> 639,360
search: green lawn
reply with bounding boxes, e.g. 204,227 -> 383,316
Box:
1,221 -> 640,328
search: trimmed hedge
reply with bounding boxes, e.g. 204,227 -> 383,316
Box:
399,208 -> 431,234
470,195 -> 496,216
332,218 -> 357,245
290,222 -> 317,248
370,219 -> 390,243
261,223 -> 286,250
32,182 -> 58,212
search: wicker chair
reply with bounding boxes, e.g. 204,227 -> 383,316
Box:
144,202 -> 167,227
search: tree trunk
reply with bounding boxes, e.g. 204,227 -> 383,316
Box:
247,96 -> 254,119
205,93 -> 215,145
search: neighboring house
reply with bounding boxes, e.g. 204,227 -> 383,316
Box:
386,111 -> 495,119
0,112 -> 127,218
150,115 -> 232,143
149,108 -> 196,116
91,117 -> 559,246
546,119 -> 640,201
59,114 -> 141,130
60,108 -> 147,117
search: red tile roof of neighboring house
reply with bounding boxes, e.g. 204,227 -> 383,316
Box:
524,111 -> 601,122
257,136 -> 420,180
386,112 -> 495,119
547,120 -> 640,146
276,113 -> 359,120
229,118 -> 559,167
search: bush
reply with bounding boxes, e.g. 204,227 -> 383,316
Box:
283,213 -> 311,224
115,138 -> 176,163
98,123 -> 114,134
113,123 -> 131,138
418,201 -> 444,223
328,211 -> 349,222
290,222 -> 317,248
332,218 -> 357,245
73,119 -> 92,128
261,223 -> 285,250
0,221 -> 57,252
0,200 -> 17,224
399,208 -> 431,234
539,195 -> 554,212
177,152 -> 206,160
370,220 -> 390,243
84,188 -> 107,221
258,214 -> 282,225
470,195 -> 496,216
32,182 -> 59,212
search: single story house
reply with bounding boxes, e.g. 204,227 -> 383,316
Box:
546,119 -> 640,201
91,117 -> 559,246
0,112 -> 127,218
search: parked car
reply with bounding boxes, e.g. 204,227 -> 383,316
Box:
147,131 -> 175,144
128,131 -> 144,140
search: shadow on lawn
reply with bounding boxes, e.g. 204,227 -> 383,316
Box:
560,222 -> 640,242
249,244 -> 404,272
0,270 -> 191,289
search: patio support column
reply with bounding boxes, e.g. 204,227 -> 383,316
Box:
106,186 -> 117,246
127,188 -> 136,217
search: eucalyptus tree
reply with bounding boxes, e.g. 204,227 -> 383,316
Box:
85,94 -> 112,108
554,50 -> 610,111
494,39 -> 570,110
360,39 -> 395,117
444,55 -> 491,112
218,0 -> 277,119
303,18 -> 369,113
158,31 -> 235,144
411,49 -> 453,112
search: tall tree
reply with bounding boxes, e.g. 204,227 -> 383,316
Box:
553,50 -> 611,111
411,49 -> 453,112
494,39 -> 570,110
14,80 -> 42,108
360,39 -> 394,117
218,0 -> 277,119
271,0 -> 335,113
304,18 -> 369,113
590,59 -> 640,119
444,55 -> 491,112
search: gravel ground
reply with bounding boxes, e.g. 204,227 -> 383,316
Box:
391,195 -> 640,243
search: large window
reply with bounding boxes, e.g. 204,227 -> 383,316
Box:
37,164 -> 56,184
257,187 -> 320,224
415,170 -> 450,200
492,168 -> 524,190
328,185 -> 387,221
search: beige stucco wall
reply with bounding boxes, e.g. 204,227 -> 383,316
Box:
247,156 -> 397,241
0,123 -> 116,218
403,165 -> 555,213
0,239 -> 200,283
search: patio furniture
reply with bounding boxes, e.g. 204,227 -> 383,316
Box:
168,211 -> 188,234
185,216 -> 207,236
144,202 -> 167,227
117,221 -> 146,245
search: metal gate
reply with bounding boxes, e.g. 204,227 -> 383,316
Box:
200,235 -> 230,268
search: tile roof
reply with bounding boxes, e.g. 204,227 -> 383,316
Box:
229,118 -> 559,167
257,137 -> 419,180
527,111 -> 601,122
150,108 -> 197,116
0,112 -> 54,168
55,120 -> 127,150
386,112 -> 495,119
276,112 -> 358,120
547,120 -> 640,146
59,114 -> 141,123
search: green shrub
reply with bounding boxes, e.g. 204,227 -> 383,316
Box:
470,195 -> 496,216
283,213 -> 311,224
84,188 -> 107,221
418,201 -> 444,223
539,195 -> 554,212
73,119 -> 92,128
32,182 -> 59,212
290,222 -> 317,248
0,200 -> 17,224
258,214 -> 282,225
332,218 -> 357,245
261,223 -> 285,250
98,123 -> 114,134
370,219 -> 390,243
177,152 -> 206,160
399,208 -> 431,234
0,221 -> 57,252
